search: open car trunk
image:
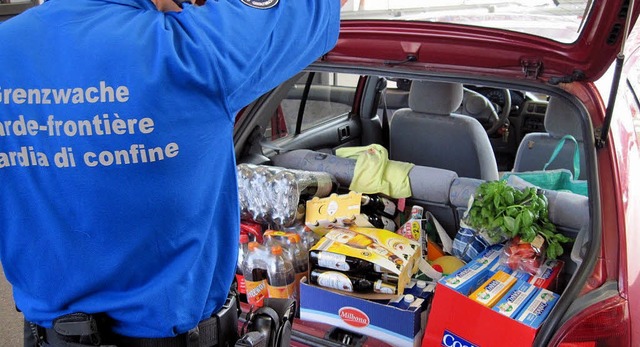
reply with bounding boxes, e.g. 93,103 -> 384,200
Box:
233,67 -> 603,346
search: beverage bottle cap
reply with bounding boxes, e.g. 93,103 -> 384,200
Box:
416,280 -> 427,289
403,294 -> 415,303
248,242 -> 261,252
271,245 -> 283,255
240,234 -> 250,244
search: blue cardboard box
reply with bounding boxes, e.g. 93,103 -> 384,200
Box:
492,279 -> 538,318
299,279 -> 425,347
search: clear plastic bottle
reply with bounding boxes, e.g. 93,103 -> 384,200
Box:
266,245 -> 296,300
242,242 -> 269,307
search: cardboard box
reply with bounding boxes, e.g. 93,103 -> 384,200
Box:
423,248 -> 560,347
310,226 -> 420,296
468,271 -> 517,307
305,192 -> 362,230
424,283 -> 538,347
516,288 -> 560,328
493,279 -> 538,318
300,280 -> 425,347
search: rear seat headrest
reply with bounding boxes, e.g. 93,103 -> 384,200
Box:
409,80 -> 464,115
544,97 -> 584,141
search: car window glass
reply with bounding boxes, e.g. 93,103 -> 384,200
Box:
265,72 -> 356,140
0,0 -> 39,21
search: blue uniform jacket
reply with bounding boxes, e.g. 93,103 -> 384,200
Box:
0,0 -> 339,337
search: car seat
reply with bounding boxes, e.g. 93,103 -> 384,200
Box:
512,97 -> 587,180
388,80 -> 499,181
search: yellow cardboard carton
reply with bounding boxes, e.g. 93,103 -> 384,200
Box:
469,271 -> 517,307
309,227 -> 418,298
305,192 -> 362,230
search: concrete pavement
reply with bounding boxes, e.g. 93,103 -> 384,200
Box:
0,266 -> 23,346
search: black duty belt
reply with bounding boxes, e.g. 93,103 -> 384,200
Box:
30,294 -> 239,347
33,315 -> 217,347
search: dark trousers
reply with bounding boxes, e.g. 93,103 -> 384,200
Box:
24,319 -> 37,347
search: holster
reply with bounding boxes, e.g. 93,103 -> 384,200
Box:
235,298 -> 296,347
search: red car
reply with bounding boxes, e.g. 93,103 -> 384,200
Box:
233,0 -> 640,346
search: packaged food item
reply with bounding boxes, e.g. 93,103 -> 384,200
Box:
440,245 -> 503,295
430,255 -> 465,276
515,288 -> 560,328
493,279 -> 538,318
468,271 -> 517,307
529,259 -> 564,290
503,235 -> 546,275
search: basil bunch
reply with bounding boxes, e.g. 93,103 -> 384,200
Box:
466,180 -> 572,259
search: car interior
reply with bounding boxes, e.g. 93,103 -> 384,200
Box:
234,69 -> 592,311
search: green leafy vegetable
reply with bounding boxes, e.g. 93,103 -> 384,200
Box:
465,180 -> 572,259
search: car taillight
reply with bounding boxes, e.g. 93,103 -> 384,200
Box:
549,295 -> 629,347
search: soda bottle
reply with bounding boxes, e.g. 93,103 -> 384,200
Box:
263,230 -> 308,302
284,223 -> 319,252
242,242 -> 269,307
309,268 -> 397,294
266,245 -> 296,300
236,234 -> 250,302
361,194 -> 397,218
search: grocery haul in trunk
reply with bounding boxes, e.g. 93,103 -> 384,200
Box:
234,154 -> 586,347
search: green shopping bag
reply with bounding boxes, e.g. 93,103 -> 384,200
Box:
503,135 -> 588,196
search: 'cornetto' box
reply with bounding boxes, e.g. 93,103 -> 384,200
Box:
300,279 -> 426,347
424,266 -> 560,346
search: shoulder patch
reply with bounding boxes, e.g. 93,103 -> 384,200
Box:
240,0 -> 279,9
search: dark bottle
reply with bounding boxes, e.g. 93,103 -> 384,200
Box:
309,269 -> 397,294
309,250 -> 386,273
361,194 -> 397,218
361,212 -> 396,231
